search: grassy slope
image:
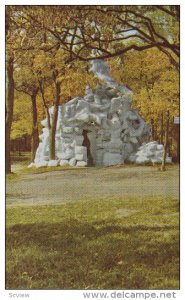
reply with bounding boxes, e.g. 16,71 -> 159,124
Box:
6,195 -> 179,289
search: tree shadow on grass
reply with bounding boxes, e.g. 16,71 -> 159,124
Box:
6,219 -> 179,289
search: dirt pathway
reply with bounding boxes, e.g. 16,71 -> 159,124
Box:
6,165 -> 179,206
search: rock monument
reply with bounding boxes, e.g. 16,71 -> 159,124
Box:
32,60 -> 170,168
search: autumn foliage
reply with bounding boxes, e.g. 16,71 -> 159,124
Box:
6,5 -> 180,172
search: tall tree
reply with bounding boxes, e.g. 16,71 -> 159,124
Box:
6,49 -> 14,173
14,66 -> 40,161
16,5 -> 179,68
6,7 -> 15,173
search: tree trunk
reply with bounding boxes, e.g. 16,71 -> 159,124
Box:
161,110 -> 170,171
6,52 -> 14,174
31,91 -> 39,162
176,124 -> 180,163
39,80 -> 51,129
49,79 -> 60,160
151,118 -> 155,140
18,139 -> 21,156
160,112 -> 164,144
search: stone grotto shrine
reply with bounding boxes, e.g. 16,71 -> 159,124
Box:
32,59 -> 171,168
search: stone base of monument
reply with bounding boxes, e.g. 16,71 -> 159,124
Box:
60,160 -> 69,166
47,160 -> 59,167
35,161 -> 48,168
76,161 -> 87,167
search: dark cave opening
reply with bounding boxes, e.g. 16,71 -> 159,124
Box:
82,130 -> 94,166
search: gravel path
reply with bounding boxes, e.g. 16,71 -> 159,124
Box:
6,165 -> 179,206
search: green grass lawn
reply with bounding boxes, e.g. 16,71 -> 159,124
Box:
6,196 -> 179,290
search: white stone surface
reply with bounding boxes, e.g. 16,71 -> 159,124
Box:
76,161 -> 87,167
59,150 -> 74,160
75,146 -> 87,156
75,154 -> 85,161
157,144 -> 164,150
35,161 -> 48,168
48,160 -> 59,167
60,160 -> 69,166
33,59 -> 153,167
69,158 -> 77,166
135,141 -> 172,164
136,156 -> 150,164
62,127 -> 74,134
74,136 -> 84,146
103,152 -> 123,166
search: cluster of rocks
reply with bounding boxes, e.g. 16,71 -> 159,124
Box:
30,59 -> 171,168
135,141 -> 172,164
